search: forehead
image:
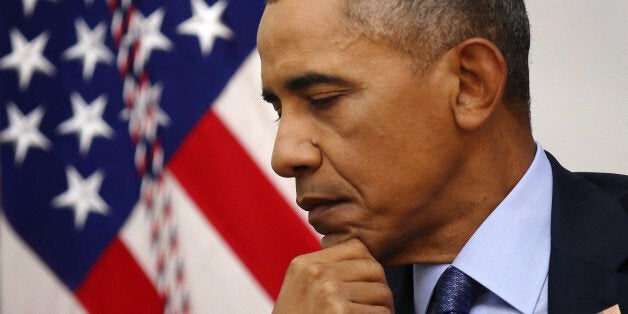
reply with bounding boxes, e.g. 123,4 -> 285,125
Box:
257,0 -> 349,50
257,0 -> 362,82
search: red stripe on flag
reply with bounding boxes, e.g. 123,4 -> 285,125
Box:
75,237 -> 165,313
168,111 -> 320,299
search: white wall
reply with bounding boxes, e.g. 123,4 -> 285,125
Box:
527,0 -> 627,174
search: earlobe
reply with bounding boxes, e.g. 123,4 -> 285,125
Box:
451,38 -> 508,131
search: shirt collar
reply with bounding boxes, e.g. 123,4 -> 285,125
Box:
452,144 -> 553,313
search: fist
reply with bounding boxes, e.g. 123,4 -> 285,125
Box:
273,239 -> 394,314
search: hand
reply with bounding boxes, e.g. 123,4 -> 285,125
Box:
272,238 -> 394,314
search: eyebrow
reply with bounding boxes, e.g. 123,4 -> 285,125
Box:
261,72 -> 352,103
285,72 -> 349,91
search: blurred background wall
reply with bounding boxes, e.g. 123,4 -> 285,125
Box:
528,0 -> 627,174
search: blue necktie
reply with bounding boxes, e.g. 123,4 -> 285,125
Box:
431,266 -> 486,314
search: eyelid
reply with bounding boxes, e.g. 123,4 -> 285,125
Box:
309,94 -> 341,106
309,89 -> 349,100
308,89 -> 349,104
273,89 -> 351,122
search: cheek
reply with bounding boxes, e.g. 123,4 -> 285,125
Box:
320,82 -> 458,206
332,120 -> 458,217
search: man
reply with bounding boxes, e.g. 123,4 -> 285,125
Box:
257,0 -> 628,313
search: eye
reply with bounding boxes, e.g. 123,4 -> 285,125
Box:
309,94 -> 341,107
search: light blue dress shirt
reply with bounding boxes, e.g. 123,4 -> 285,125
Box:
413,144 -> 553,314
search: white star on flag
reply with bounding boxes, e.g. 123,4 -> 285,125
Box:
20,0 -> 56,17
52,166 -> 110,231
63,19 -> 114,81
177,0 -> 234,55
125,8 -> 172,74
0,29 -> 56,91
57,93 -> 114,155
0,103 -> 51,165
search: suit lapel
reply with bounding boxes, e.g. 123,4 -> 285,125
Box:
385,264 -> 415,314
383,153 -> 628,314
547,153 -> 628,313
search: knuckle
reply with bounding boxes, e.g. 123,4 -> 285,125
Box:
375,306 -> 393,314
319,280 -> 340,297
327,301 -> 348,314
303,263 -> 324,279
289,255 -> 308,269
287,254 -> 323,281
288,254 -> 316,274
376,282 -> 393,300
349,238 -> 369,253
365,258 -> 384,273
319,294 -> 346,314
358,258 -> 385,279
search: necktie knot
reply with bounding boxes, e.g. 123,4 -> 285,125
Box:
431,266 -> 486,314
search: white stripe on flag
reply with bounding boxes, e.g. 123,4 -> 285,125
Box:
0,213 -> 86,314
120,172 -> 274,313
212,51 -> 314,230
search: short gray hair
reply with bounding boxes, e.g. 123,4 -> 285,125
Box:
264,0 -> 531,122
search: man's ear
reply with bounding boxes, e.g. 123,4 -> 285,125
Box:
448,38 -> 508,131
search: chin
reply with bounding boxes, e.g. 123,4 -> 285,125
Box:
320,233 -> 356,249
358,238 -> 398,265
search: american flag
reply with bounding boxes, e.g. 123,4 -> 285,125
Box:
0,0 -> 319,312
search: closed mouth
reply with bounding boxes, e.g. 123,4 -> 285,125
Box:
297,196 -> 349,212
298,197 -> 351,235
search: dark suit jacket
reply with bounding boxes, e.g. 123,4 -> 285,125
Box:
385,152 -> 628,314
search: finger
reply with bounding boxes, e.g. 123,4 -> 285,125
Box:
340,281 -> 394,308
286,238 -> 374,276
321,258 -> 387,283
344,303 -> 393,314
307,238 -> 374,263
321,301 -> 393,314
285,258 -> 382,290
288,256 -> 387,287
317,280 -> 393,308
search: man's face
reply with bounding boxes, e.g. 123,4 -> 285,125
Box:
258,0 -> 464,264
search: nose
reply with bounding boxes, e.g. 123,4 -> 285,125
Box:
271,115 -> 321,178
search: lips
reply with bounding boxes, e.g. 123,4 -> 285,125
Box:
297,196 -> 348,212
297,196 -> 351,234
